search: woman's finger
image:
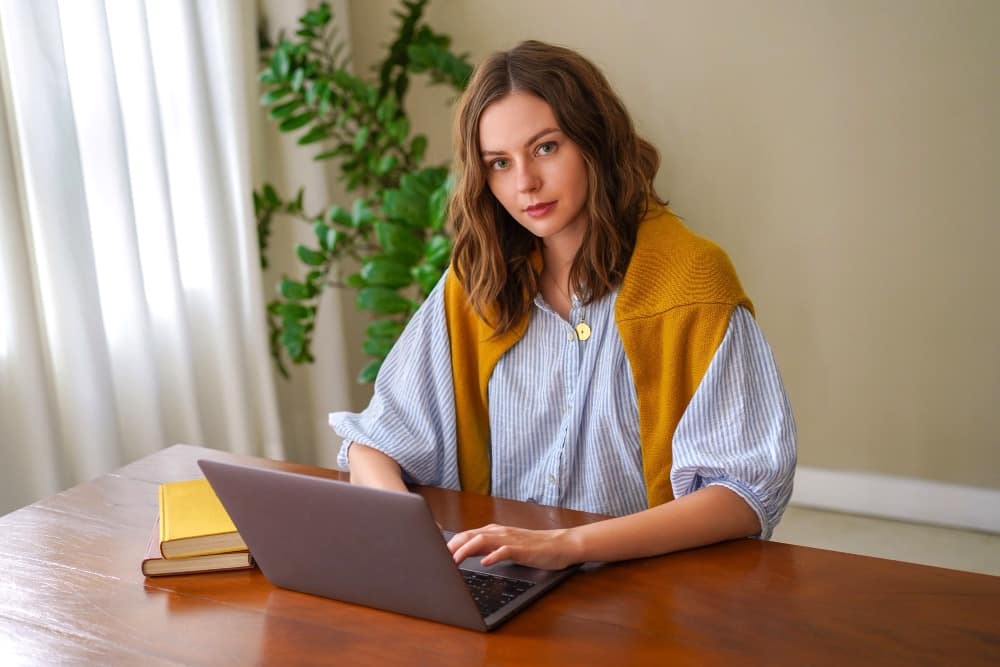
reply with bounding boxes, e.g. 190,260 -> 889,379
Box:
445,531 -> 470,553
447,527 -> 489,554
480,544 -> 514,567
451,532 -> 495,563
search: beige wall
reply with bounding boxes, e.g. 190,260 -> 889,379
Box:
347,0 -> 1000,488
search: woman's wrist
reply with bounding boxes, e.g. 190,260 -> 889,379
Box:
558,526 -> 588,565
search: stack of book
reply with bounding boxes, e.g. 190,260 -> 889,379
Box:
141,478 -> 255,577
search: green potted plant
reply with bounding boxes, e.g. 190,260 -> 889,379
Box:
255,0 -> 471,381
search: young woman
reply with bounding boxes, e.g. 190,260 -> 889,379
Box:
330,40 -> 796,570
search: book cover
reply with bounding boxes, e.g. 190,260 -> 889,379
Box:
142,517 -> 254,577
158,478 -> 248,559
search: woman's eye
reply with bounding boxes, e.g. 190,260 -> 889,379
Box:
536,142 -> 556,155
490,158 -> 510,170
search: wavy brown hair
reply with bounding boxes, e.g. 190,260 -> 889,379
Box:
449,40 -> 664,334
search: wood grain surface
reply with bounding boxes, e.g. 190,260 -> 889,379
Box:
0,444 -> 996,666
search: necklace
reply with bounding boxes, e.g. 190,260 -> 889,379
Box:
544,272 -> 592,341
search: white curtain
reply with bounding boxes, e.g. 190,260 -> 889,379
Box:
0,0 -> 285,515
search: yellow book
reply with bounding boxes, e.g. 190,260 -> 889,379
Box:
158,478 -> 247,559
143,517 -> 253,577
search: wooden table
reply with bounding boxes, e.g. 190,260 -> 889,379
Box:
0,445 -> 997,666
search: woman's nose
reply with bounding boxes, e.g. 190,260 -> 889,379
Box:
515,163 -> 540,193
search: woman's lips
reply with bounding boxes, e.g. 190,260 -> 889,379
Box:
524,201 -> 556,218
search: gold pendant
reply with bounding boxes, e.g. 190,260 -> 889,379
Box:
575,321 -> 591,341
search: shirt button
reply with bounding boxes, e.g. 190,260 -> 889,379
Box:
548,474 -> 557,485
567,331 -> 574,341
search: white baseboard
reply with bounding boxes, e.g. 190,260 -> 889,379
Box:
790,466 -> 1000,534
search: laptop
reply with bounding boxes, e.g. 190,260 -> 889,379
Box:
197,459 -> 580,631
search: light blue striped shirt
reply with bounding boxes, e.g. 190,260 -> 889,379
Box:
331,274 -> 796,539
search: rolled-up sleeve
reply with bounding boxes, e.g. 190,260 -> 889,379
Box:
329,274 -> 460,489
670,306 -> 797,539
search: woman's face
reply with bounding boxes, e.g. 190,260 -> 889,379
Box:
478,90 -> 589,250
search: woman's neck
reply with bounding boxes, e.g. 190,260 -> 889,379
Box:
540,231 -> 585,321
542,249 -> 573,287
541,225 -> 585,287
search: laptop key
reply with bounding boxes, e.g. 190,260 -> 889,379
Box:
461,570 -> 535,618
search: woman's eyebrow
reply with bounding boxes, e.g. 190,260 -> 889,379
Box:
481,127 -> 561,157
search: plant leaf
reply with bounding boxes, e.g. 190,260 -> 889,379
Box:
296,245 -> 327,266
353,126 -> 370,151
374,222 -> 423,264
366,318 -> 405,339
358,360 -> 382,383
363,335 -> 397,358
388,116 -> 410,141
412,263 -> 443,296
351,198 -> 375,226
360,258 -> 412,288
376,154 -> 397,175
424,234 -> 451,266
280,111 -> 317,132
356,287 -> 411,314
376,94 -> 398,124
259,87 -> 290,106
281,328 -> 305,361
410,134 -> 427,162
259,68 -> 279,84
428,184 -> 448,230
326,205 -> 353,227
290,67 -> 305,92
269,99 -> 302,119
263,183 -> 280,206
298,125 -> 331,145
276,302 -> 310,319
280,278 -> 310,301
381,188 -> 425,228
275,47 -> 291,78
313,221 -> 342,252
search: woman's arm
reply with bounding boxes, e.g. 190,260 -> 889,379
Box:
347,443 -> 408,493
447,484 -> 760,569
330,275 -> 459,489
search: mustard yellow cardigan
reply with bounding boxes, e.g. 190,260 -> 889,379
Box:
443,207 -> 753,507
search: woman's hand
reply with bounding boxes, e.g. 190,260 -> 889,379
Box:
446,524 -> 583,570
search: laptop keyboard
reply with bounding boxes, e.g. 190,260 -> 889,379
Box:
461,570 -> 535,618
